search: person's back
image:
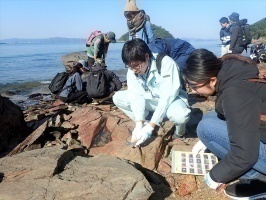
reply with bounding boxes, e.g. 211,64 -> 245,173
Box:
228,12 -> 246,54
59,62 -> 89,104
124,0 -> 154,44
87,31 -> 116,67
148,38 -> 195,71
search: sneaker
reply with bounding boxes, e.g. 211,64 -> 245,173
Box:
224,180 -> 266,199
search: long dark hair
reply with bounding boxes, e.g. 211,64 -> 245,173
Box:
183,49 -> 222,84
183,49 -> 257,83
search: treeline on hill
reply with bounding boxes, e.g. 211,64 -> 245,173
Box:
250,18 -> 266,39
118,24 -> 174,41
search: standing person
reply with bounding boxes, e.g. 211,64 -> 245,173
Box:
87,31 -> 117,68
124,0 -> 154,44
183,49 -> 266,199
113,39 -> 191,146
59,62 -> 89,104
219,17 -> 232,56
228,12 -> 250,54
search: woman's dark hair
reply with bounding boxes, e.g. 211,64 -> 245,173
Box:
121,38 -> 152,64
183,49 -> 222,83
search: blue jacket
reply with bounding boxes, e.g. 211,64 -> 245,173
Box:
59,72 -> 83,98
129,21 -> 154,44
219,27 -> 231,45
148,38 -> 195,71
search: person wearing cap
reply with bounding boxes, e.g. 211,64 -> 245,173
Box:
228,12 -> 245,54
219,17 -> 232,56
87,31 -> 117,68
59,62 -> 90,104
124,0 -> 154,44
113,39 -> 191,147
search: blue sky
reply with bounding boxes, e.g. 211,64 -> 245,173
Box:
0,0 -> 265,40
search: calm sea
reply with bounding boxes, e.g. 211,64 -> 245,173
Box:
1,39 -> 247,99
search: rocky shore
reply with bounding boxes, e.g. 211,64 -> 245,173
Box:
0,51 -> 229,199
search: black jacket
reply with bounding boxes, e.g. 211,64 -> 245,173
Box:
229,19 -> 247,54
210,59 -> 266,183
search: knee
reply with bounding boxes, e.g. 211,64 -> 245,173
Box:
112,91 -> 121,106
112,90 -> 128,107
197,117 -> 212,140
167,106 -> 191,124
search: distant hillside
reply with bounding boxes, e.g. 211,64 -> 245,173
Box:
0,37 -> 85,44
119,23 -> 174,41
250,18 -> 266,39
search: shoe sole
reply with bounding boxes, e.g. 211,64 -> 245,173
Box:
224,190 -> 266,200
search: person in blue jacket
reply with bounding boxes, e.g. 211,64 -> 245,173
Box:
113,39 -> 191,146
124,0 -> 154,44
147,38 -> 195,72
219,17 -> 232,56
59,62 -> 89,104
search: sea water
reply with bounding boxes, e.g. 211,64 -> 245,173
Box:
0,39 -> 246,98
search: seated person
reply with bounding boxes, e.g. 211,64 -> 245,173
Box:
59,62 -> 89,104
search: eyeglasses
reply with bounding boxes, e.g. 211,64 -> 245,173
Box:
187,79 -> 210,91
125,62 -> 142,70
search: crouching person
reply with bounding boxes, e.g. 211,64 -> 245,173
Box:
183,49 -> 266,199
59,62 -> 89,104
113,39 -> 191,147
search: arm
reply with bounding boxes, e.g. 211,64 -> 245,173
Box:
210,87 -> 261,183
110,72 -> 122,91
144,21 -> 154,43
73,72 -> 83,91
150,57 -> 181,125
93,38 -> 102,59
229,26 -> 239,50
127,70 -> 146,121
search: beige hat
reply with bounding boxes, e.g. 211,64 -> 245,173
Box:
124,0 -> 139,12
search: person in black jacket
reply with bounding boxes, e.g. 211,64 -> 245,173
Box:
228,12 -> 249,54
183,49 -> 266,199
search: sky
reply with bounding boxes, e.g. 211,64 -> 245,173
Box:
0,0 -> 265,40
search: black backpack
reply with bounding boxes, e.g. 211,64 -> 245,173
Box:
240,24 -> 252,50
156,53 -> 186,90
49,72 -> 69,94
86,70 -> 109,98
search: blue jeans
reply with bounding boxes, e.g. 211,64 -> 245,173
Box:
197,111 -> 266,180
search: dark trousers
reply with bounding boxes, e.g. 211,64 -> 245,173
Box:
60,91 -> 89,104
87,57 -> 95,68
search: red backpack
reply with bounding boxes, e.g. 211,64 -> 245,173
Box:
86,30 -> 102,47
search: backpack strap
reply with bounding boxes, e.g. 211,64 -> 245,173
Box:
156,52 -> 168,74
248,78 -> 266,83
143,25 -> 150,44
162,39 -> 171,55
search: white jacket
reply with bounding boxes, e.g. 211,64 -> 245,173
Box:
127,53 -> 184,125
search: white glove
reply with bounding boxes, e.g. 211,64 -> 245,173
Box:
192,140 -> 207,154
205,172 -> 222,189
134,123 -> 154,147
131,121 -> 143,143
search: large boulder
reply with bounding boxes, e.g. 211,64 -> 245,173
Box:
61,52 -> 87,73
0,95 -> 29,153
0,146 -> 153,200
